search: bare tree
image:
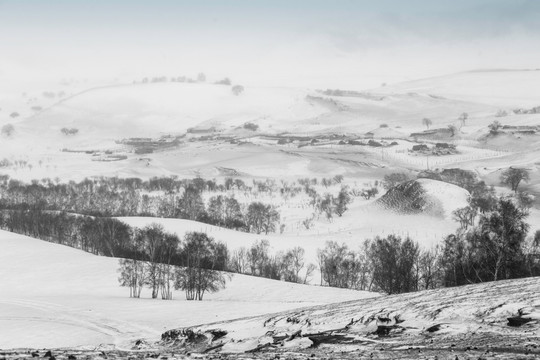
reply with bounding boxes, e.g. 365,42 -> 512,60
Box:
417,247 -> 441,290
500,167 -> 530,193
448,124 -> 457,137
174,232 -> 228,300
452,206 -> 477,230
230,247 -> 249,273
334,186 -> 352,217
246,202 -> 280,234
137,223 -> 167,299
458,112 -> 468,126
282,247 -> 306,283
118,258 -> 146,298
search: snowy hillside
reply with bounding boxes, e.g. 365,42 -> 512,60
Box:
16,83 -> 327,144
0,229 -> 376,349
375,69 -> 540,108
161,276 -> 540,357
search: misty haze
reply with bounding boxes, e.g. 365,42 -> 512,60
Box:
0,1 -> 539,359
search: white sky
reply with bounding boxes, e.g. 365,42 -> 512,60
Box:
1,0 -> 540,89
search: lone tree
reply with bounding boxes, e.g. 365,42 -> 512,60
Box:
422,118 -> 432,130
231,85 -> 244,96
500,167 -> 530,193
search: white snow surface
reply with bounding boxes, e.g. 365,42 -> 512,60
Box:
0,230 -> 377,350
416,178 -> 470,218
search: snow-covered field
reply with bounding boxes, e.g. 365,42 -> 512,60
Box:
1,69 -> 540,353
0,230 -> 376,349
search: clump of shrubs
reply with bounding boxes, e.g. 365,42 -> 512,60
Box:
61,127 -> 79,136
216,78 -> 231,85
243,122 -> 259,131
1,124 -> 15,137
232,85 -> 244,96
495,109 -> 508,117
368,140 -> 383,147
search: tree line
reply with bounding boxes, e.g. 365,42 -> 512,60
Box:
0,175 -> 283,235
0,174 -> 363,235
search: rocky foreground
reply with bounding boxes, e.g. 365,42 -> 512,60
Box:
1,338 -> 540,360
3,277 -> 540,359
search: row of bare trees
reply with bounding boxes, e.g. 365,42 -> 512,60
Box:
229,240 -> 316,284
0,176 -> 281,234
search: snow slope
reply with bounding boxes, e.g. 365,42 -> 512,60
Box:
0,230 -> 376,349
375,69 -> 540,108
163,276 -> 540,355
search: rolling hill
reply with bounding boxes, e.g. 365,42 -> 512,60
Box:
0,229 -> 376,349
15,83 -> 327,146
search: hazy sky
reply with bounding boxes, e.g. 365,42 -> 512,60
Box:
1,0 -> 540,88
